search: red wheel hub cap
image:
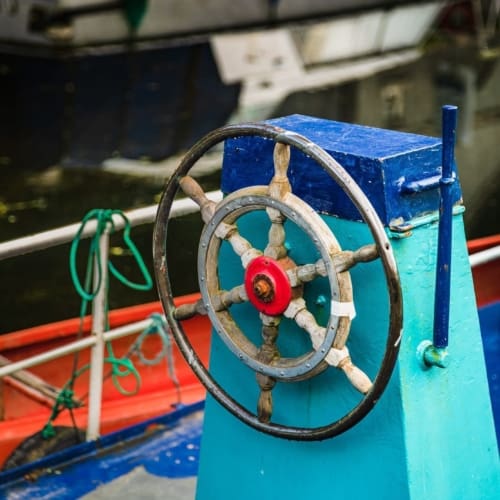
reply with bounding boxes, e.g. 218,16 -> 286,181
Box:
244,256 -> 292,315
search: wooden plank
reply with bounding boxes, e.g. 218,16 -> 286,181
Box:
0,355 -> 81,409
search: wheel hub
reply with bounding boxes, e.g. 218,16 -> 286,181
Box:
244,256 -> 292,315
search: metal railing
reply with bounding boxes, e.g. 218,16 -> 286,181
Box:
0,190 -> 222,440
469,244 -> 500,268
0,191 -> 223,261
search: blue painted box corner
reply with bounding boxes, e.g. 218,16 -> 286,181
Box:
221,114 -> 462,225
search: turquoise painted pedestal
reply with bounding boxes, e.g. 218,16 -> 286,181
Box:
196,115 -> 499,499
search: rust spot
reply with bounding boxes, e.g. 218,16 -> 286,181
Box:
253,274 -> 274,303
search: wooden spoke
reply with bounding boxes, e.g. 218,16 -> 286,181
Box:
284,245 -> 378,287
222,226 -> 262,269
264,143 -> 292,259
173,297 -> 207,320
285,260 -> 327,287
211,284 -> 248,311
173,284 -> 248,320
180,175 -> 260,268
332,244 -> 379,272
256,314 -> 281,423
264,208 -> 287,260
284,298 -> 372,394
269,143 -> 292,201
284,298 -> 326,351
179,175 -> 217,223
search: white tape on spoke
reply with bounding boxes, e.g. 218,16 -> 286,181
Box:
325,346 -> 349,367
331,300 -> 356,320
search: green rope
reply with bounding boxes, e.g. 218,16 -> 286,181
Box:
42,208 -> 153,438
123,0 -> 149,31
68,208 -> 151,396
132,313 -> 181,403
42,423 -> 56,439
134,313 -> 169,366
69,208 -> 152,301
42,366 -> 88,439
41,358 -> 141,438
106,347 -> 142,396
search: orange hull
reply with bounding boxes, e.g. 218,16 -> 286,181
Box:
468,235 -> 500,308
0,293 -> 210,467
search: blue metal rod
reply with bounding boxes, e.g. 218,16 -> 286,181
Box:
433,105 -> 458,349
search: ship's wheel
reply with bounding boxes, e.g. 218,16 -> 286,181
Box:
153,123 -> 402,440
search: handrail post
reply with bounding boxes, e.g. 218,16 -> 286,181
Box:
419,105 -> 457,369
86,225 -> 110,441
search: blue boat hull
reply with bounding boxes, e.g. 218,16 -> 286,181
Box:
0,401 -> 204,498
1,42 -> 240,170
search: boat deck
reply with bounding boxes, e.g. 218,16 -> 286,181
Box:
84,469 -> 196,500
0,403 -> 203,499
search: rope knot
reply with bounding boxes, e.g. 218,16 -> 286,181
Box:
57,388 -> 77,409
42,422 -> 56,440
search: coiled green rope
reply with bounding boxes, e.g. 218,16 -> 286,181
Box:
69,208 -> 152,302
133,313 -> 170,366
69,208 -> 153,395
43,208 -> 154,438
131,313 -> 181,402
41,356 -> 142,439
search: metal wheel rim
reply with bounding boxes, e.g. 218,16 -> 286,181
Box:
153,122 -> 403,440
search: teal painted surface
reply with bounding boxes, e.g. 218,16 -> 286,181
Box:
196,212 -> 499,499
197,215 -> 409,499
393,215 -> 499,499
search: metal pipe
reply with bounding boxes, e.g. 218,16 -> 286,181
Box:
469,245 -> 500,268
86,227 -> 110,441
0,318 -> 154,379
0,190 -> 222,261
420,106 -> 459,369
432,105 -> 457,350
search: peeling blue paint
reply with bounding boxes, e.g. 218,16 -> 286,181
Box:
0,402 -> 204,499
221,114 -> 462,225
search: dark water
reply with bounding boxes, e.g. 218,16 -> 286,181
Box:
0,168 -> 219,333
